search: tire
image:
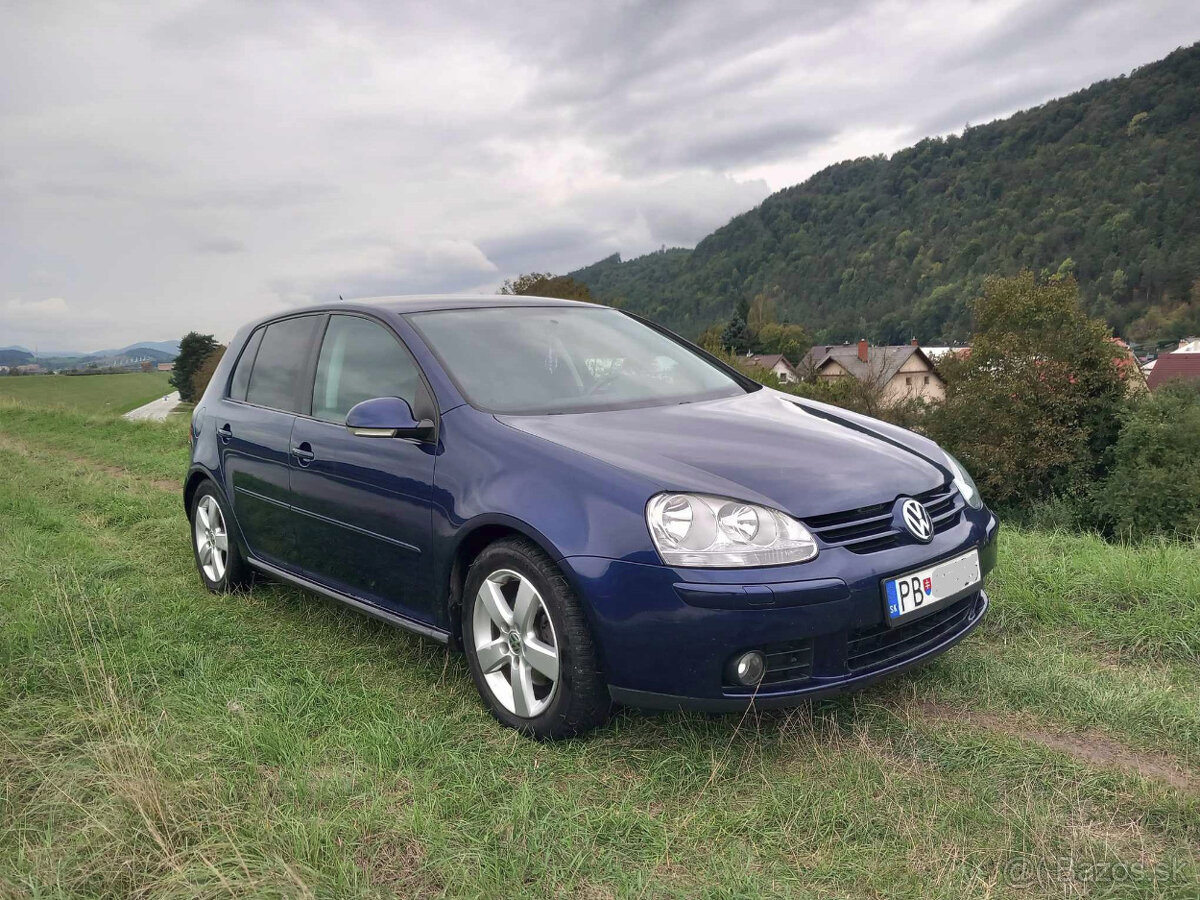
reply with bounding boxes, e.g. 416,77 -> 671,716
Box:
189,481 -> 253,593
462,537 -> 610,739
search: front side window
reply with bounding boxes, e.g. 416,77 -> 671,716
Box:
245,316 -> 321,412
408,306 -> 748,415
311,315 -> 422,423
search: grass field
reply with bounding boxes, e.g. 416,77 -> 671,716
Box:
0,371 -> 173,415
0,397 -> 1197,899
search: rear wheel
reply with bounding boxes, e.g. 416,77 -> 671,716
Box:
462,538 -> 609,739
190,482 -> 252,593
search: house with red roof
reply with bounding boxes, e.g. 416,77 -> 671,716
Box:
1146,349 -> 1200,392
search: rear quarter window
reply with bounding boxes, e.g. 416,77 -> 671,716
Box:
227,327 -> 265,401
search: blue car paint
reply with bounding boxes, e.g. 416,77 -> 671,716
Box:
187,296 -> 998,710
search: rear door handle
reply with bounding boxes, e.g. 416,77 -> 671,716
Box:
291,442 -> 316,465
216,424 -> 233,442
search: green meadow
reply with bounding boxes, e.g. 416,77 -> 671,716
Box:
0,372 -> 173,415
0,391 -> 1196,898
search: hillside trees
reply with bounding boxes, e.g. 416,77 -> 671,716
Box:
709,293 -> 811,361
500,272 -> 597,302
568,43 -> 1200,346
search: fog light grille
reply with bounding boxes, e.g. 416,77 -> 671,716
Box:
724,638 -> 813,692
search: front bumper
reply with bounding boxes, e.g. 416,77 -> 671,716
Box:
562,507 -> 998,711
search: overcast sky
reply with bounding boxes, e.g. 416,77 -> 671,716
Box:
3,0 -> 1199,352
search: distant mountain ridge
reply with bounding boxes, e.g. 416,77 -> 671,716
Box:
0,347 -> 34,366
569,43 -> 1200,343
85,341 -> 181,359
0,341 -> 180,361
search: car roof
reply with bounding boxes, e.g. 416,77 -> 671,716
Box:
281,293 -> 599,318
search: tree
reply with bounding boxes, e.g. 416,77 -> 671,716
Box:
720,306 -> 754,355
754,322 -> 811,363
500,272 -> 597,302
171,332 -> 219,402
191,346 -> 226,401
925,271 -> 1125,509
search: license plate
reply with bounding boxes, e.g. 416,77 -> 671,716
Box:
883,549 -> 981,623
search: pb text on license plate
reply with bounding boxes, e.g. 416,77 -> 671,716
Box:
883,549 -> 981,624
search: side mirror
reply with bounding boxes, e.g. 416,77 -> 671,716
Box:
345,397 -> 435,441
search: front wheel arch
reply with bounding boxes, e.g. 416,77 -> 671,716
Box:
444,517 -> 571,652
460,535 -> 610,738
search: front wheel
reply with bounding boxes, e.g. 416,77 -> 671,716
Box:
462,538 -> 610,740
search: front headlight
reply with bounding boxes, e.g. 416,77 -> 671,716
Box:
944,453 -> 983,509
646,493 -> 819,567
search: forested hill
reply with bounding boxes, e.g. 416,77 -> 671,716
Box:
569,43 -> 1200,344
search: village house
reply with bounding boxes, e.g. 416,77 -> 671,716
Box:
744,353 -> 799,383
800,339 -> 945,403
1146,341 -> 1200,391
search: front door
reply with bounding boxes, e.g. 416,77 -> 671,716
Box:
288,314 -> 438,624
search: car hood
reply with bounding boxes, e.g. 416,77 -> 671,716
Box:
497,389 -> 950,518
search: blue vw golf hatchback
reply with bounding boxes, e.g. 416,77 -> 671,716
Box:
186,296 -> 998,738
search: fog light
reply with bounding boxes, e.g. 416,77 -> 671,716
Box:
731,650 -> 766,686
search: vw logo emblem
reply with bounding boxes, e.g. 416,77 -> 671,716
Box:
899,497 -> 934,543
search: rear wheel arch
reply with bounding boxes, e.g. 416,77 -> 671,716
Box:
184,470 -> 250,556
189,478 -> 254,592
183,468 -> 212,514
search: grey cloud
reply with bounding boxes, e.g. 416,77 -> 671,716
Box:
271,239 -> 501,305
913,76 -> 1069,140
196,237 -> 247,254
949,0 -> 1105,69
180,182 -> 341,211
477,224 -> 605,276
516,1 -> 865,106
2,0 -> 1199,350
621,120 -> 835,172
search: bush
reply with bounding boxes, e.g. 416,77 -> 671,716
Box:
1092,381 -> 1200,540
924,271 -> 1125,510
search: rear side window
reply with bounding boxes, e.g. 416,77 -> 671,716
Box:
227,327 -> 264,401
311,315 -> 422,423
245,316 -> 320,412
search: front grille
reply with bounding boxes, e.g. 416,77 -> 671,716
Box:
725,638 -> 813,692
846,592 -> 981,673
803,484 -> 963,554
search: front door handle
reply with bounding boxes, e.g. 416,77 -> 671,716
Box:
291,442 -> 316,466
216,423 -> 233,443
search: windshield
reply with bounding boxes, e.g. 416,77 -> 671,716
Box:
408,306 -> 749,415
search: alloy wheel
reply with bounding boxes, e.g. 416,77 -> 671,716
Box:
471,568 -> 560,717
194,494 -> 229,583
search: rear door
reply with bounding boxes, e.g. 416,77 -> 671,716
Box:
217,315 -> 322,568
288,313 -> 438,624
